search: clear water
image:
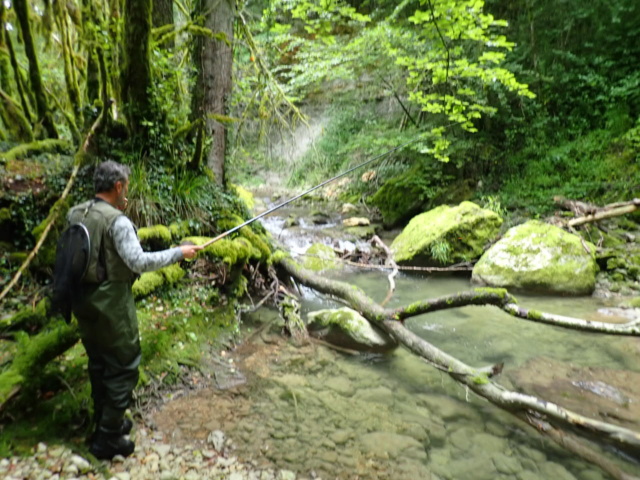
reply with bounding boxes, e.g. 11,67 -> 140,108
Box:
159,209 -> 637,480
217,268 -> 638,480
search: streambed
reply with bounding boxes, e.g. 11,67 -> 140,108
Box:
153,207 -> 640,480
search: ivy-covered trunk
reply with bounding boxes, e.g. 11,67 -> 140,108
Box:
191,0 -> 234,184
121,0 -> 153,139
12,0 -> 58,139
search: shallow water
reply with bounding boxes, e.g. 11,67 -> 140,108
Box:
157,208 -> 639,479
152,269 -> 640,480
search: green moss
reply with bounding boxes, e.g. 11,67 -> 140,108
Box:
472,373 -> 490,385
0,207 -> 10,223
0,298 -> 49,329
138,224 -> 172,244
472,287 -> 514,302
132,271 -> 165,298
0,139 -> 69,161
230,184 -> 255,210
628,297 -> 640,308
270,249 -> 290,264
303,243 -> 340,271
472,220 -> 598,295
184,231 -> 268,266
159,263 -> 185,283
391,201 -> 503,265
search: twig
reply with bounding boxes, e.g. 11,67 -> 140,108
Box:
371,235 -> 398,306
0,110 -> 106,304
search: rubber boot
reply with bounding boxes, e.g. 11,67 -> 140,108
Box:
88,409 -> 132,444
89,408 -> 135,460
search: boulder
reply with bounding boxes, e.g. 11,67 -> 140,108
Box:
472,220 -> 597,295
342,217 -> 370,227
302,243 -> 341,271
391,201 -> 502,265
306,307 -> 397,352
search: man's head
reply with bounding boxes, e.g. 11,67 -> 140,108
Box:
94,161 -> 130,211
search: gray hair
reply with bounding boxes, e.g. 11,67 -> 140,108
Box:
93,161 -> 131,193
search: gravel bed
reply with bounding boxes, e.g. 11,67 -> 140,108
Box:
0,426 -> 302,480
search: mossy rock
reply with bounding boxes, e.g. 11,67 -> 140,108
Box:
183,234 -> 267,266
303,243 -> 340,271
132,271 -> 165,298
138,225 -> 172,246
230,184 -> 255,211
369,165 -> 426,227
391,201 -> 502,266
345,224 -> 379,240
472,220 -> 598,295
307,307 -> 397,352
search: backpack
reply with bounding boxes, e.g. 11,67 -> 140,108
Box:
51,222 -> 91,322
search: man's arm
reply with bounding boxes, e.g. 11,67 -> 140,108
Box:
111,216 -> 192,274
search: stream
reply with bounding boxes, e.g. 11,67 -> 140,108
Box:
153,202 -> 640,480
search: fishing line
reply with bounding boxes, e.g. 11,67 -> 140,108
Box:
200,137 -> 424,248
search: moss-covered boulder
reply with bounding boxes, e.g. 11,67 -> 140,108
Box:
138,225 -> 172,246
307,307 -> 397,352
471,220 -> 598,295
391,201 -> 502,266
303,243 -> 340,271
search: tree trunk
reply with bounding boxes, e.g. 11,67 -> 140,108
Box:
277,257 -> 640,479
153,0 -> 174,48
0,3 -> 12,95
191,0 -> 234,183
12,0 -> 58,139
121,0 -> 153,139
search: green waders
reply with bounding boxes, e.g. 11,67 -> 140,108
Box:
74,281 -> 140,437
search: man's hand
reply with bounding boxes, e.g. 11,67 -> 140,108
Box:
180,244 -> 202,259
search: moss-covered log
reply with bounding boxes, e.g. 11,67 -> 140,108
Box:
0,321 -> 79,410
277,256 -> 640,480
12,0 -> 58,139
0,139 -> 70,162
0,299 -> 50,331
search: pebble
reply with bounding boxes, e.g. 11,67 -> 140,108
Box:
0,429 -> 299,480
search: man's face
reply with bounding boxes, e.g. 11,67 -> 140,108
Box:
115,180 -> 129,211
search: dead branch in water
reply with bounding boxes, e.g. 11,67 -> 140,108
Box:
276,256 -> 640,480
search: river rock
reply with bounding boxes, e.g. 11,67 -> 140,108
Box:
507,356 -> 640,429
358,432 -> 426,460
342,217 -> 370,227
306,307 -> 397,351
391,201 -> 502,265
302,243 -> 340,271
472,220 -> 597,295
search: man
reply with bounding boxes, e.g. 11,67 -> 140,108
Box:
68,160 -> 201,459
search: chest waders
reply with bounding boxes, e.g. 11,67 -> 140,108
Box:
68,199 -> 138,459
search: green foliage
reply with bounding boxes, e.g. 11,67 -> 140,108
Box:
430,239 -> 451,265
496,128 -> 640,215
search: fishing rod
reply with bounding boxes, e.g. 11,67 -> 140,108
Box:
200,137 -> 423,248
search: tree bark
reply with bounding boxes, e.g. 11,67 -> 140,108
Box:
277,257 -> 640,478
12,0 -> 58,139
191,0 -> 234,183
153,0 -> 174,48
121,0 -> 153,139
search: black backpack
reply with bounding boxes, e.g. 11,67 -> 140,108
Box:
51,222 -> 91,322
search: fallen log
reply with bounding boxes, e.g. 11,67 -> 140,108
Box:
277,256 -> 640,480
0,320 -> 79,411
